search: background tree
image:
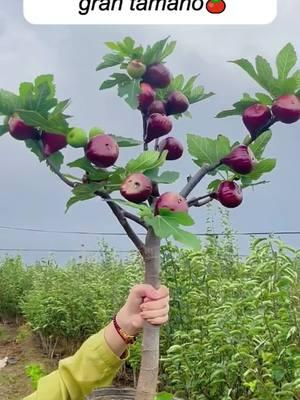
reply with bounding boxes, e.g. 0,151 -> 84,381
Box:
0,38 -> 300,400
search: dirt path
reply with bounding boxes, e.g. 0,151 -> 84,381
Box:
0,323 -> 56,400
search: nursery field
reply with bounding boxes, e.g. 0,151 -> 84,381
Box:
0,233 -> 299,400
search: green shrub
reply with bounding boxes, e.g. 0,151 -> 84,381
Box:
0,256 -> 32,320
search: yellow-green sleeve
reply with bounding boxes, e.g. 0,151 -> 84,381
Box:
23,329 -> 127,400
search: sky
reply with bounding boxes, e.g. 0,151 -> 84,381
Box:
0,0 -> 299,263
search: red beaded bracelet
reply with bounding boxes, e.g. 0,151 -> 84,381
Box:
113,315 -> 137,345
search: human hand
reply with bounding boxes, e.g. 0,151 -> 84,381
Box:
117,284 -> 170,336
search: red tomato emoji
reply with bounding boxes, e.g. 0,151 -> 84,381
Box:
206,0 -> 226,14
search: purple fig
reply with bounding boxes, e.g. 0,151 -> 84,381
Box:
9,115 -> 38,141
143,63 -> 172,89
166,91 -> 189,115
41,132 -> 67,156
158,137 -> 183,160
85,134 -> 119,168
120,173 -> 153,203
272,95 -> 300,124
242,104 -> 272,137
222,145 -> 257,175
146,113 -> 172,143
213,181 -> 243,208
138,83 -> 156,113
155,192 -> 188,214
148,100 -> 166,115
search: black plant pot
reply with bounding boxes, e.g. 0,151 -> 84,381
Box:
88,388 -> 136,399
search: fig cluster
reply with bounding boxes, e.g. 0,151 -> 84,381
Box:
243,94 -> 300,137
135,62 -> 189,161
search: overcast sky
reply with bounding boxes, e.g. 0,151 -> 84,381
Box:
0,1 -> 299,263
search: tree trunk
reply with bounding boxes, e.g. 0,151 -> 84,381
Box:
135,228 -> 161,400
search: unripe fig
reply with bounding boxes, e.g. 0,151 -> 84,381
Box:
138,83 -> 156,112
67,128 -> 88,148
120,173 -> 153,204
166,91 -> 189,115
213,181 -> 243,208
41,132 -> 67,156
155,192 -> 188,214
127,60 -> 146,79
85,134 -> 119,168
242,104 -> 272,136
272,94 -> 300,124
146,113 -> 173,143
148,100 -> 166,115
89,127 -> 104,139
158,137 -> 184,160
8,115 -> 38,141
143,63 -> 172,89
222,145 -> 257,175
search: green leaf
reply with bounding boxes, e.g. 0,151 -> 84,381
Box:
208,179 -> 222,191
187,134 -> 231,167
126,150 -> 167,173
48,151 -> 64,172
17,110 -> 68,135
19,75 -> 57,116
118,79 -> 140,109
111,135 -> 142,147
96,53 -> 124,71
276,43 -> 297,81
255,56 -> 275,92
146,213 -> 199,250
100,73 -> 130,91
246,159 -> 276,181
255,93 -> 273,105
216,94 -> 257,118
216,109 -> 242,119
0,89 -> 22,116
229,59 -> 260,83
142,37 -> 170,65
66,183 -> 101,212
68,157 -> 110,181
161,41 -> 176,60
155,392 -> 174,400
0,124 -> 8,136
51,99 -> 71,115
159,209 -> 195,226
249,130 -> 272,159
25,139 -> 45,162
144,169 -> 179,184
109,198 -> 152,218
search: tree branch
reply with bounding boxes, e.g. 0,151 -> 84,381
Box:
96,191 -> 146,256
45,154 -> 146,255
46,158 -> 77,188
181,115 -> 278,199
143,114 -> 148,151
188,194 -> 213,207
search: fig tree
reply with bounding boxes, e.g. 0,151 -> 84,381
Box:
213,181 -> 243,208
242,104 -> 272,136
166,91 -> 189,115
222,145 -> 257,175
143,63 -> 172,89
127,60 -> 146,79
85,134 -> 119,168
158,137 -> 183,160
146,113 -> 172,143
67,128 -> 88,148
272,94 -> 300,124
155,192 -> 188,213
138,82 -> 156,112
148,100 -> 166,115
8,115 -> 38,141
41,132 -> 67,156
120,173 -> 153,203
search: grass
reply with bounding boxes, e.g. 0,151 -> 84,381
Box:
0,323 -> 55,400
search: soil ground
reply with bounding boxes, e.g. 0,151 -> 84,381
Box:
0,322 -> 56,400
